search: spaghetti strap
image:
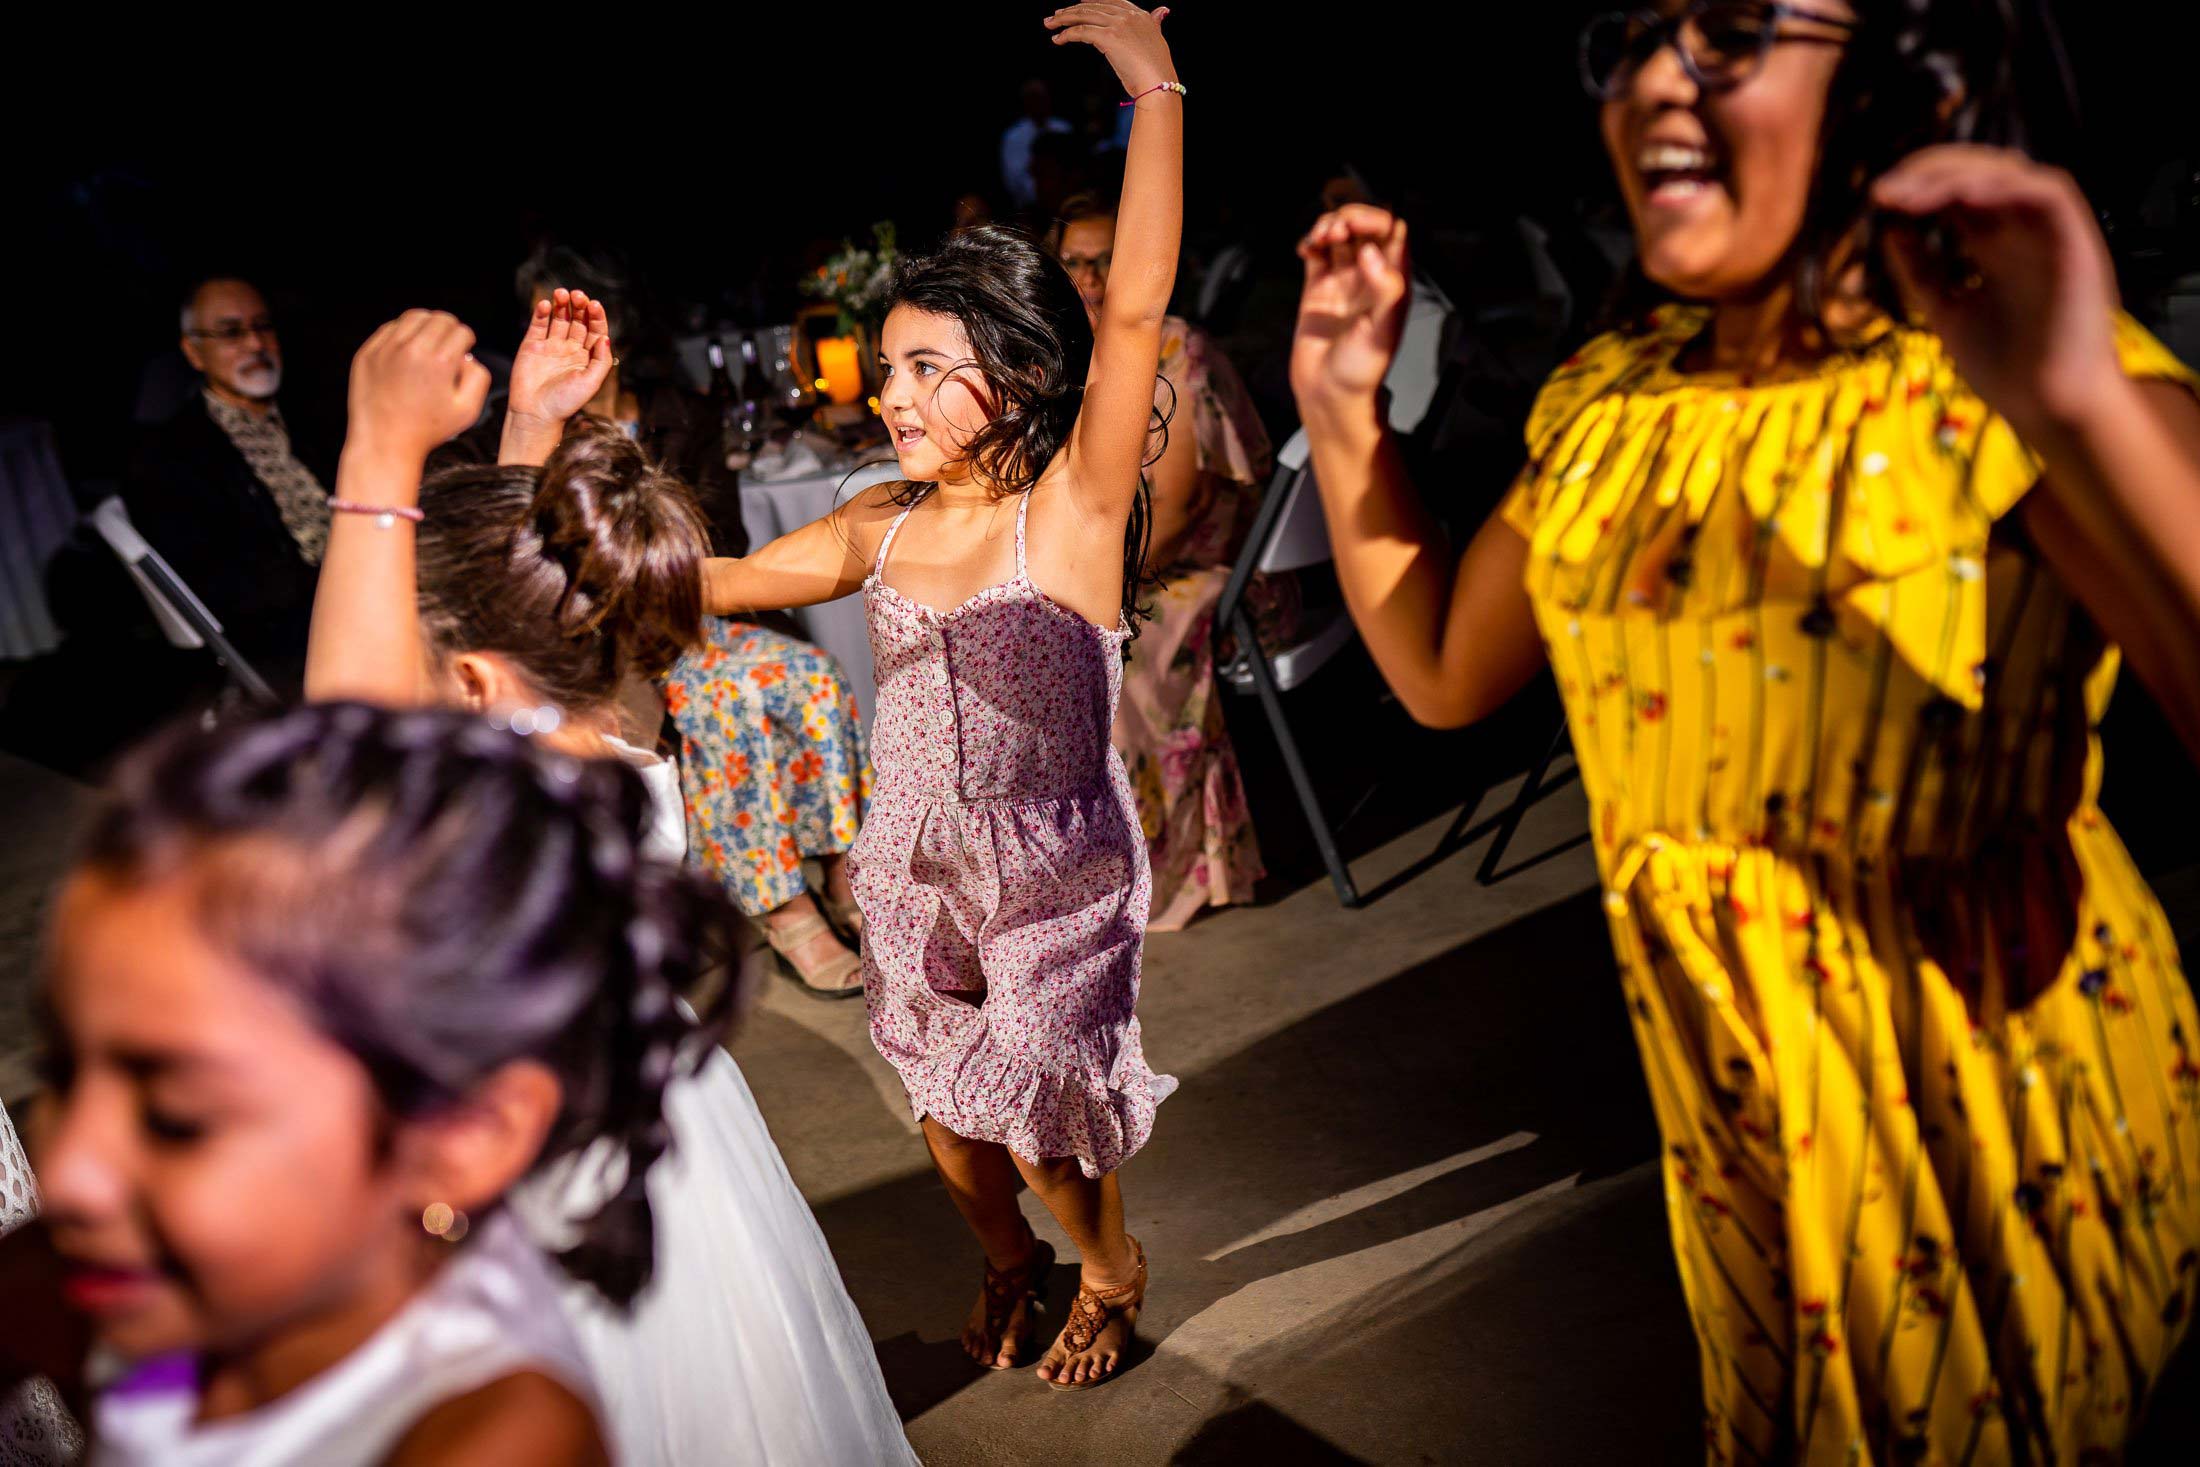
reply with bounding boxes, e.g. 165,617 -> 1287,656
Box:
1014,490 -> 1031,579
873,504 -> 917,581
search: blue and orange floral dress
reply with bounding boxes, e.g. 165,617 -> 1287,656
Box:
662,619 -> 872,916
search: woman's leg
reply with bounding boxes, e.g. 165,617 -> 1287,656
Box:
820,852 -> 857,914
1012,1157 -> 1142,1385
922,1119 -> 1045,1367
760,891 -> 860,991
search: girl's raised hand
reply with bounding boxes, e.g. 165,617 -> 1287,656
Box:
347,310 -> 492,465
508,287 -> 615,432
1291,205 -> 1413,409
1044,3 -> 1175,96
1875,144 -> 2123,443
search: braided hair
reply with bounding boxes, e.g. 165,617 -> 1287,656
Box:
874,224 -> 1171,633
79,701 -> 744,1307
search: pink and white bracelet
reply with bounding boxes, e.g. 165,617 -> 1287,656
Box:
330,499 -> 425,529
1119,81 -> 1186,106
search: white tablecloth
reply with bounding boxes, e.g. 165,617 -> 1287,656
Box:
737,460 -> 900,732
0,421 -> 76,661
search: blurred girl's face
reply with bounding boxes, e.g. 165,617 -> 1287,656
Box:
878,304 -> 995,484
1598,1 -> 1857,300
1056,215 -> 1116,323
33,866 -> 420,1362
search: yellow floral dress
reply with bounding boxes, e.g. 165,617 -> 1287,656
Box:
1500,306 -> 2200,1464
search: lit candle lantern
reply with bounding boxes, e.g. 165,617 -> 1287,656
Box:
814,337 -> 864,405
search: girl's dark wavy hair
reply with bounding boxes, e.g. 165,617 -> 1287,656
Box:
1602,0 -> 2075,337
77,702 -> 745,1308
870,224 -> 1169,631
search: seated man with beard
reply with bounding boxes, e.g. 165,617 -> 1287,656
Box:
121,277 -> 331,674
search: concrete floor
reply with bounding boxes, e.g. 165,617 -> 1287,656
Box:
6,743 -> 2199,1463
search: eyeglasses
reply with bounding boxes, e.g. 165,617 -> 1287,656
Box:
1059,251 -> 1113,277
189,318 -> 278,344
1579,1 -> 1856,101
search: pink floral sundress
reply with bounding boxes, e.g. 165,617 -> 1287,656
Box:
851,488 -> 1176,1178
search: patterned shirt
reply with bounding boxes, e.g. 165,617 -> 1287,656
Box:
203,391 -> 330,564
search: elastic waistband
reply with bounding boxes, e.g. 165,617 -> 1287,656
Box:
870,774 -> 1114,810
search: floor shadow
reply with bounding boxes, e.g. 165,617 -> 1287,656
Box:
1227,651 -> 1568,906
809,888 -> 1694,1450
1172,1391 -> 1373,1465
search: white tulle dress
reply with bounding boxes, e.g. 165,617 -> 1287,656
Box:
532,740 -> 918,1465
1,1101 -> 84,1467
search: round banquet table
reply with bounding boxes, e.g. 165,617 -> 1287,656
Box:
736,459 -> 899,733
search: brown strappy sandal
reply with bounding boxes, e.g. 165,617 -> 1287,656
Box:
979,1237 -> 1056,1370
1045,1235 -> 1147,1392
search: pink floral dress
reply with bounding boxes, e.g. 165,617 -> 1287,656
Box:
1115,318 -> 1287,930
851,490 -> 1176,1178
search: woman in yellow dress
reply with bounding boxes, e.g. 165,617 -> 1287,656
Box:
1292,2 -> 2200,1461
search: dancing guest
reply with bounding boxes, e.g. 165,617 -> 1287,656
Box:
1055,190 -> 1282,929
17,702 -> 743,1464
309,309 -> 916,1461
1292,1 -> 2200,1459
437,259 -> 869,996
700,0 -> 1181,1390
122,278 -> 332,671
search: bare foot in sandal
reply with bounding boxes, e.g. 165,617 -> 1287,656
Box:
762,894 -> 862,997
964,1238 -> 1054,1369
1035,1237 -> 1146,1389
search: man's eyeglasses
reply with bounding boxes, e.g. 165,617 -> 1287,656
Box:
189,318 -> 278,345
1059,252 -> 1113,277
1579,1 -> 1856,101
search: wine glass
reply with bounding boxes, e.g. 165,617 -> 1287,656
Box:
765,324 -> 817,439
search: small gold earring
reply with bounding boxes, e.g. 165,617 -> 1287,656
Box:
421,1202 -> 470,1242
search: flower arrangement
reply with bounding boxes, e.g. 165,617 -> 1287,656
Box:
801,221 -> 899,335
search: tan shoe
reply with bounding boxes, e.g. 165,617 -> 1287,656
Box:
761,912 -> 863,1000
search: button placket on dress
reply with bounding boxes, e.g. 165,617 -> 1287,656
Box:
934,619 -> 962,801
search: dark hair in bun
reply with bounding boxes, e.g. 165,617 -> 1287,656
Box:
416,421 -> 710,709
81,701 -> 747,1305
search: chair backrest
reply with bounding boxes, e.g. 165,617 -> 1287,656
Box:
88,497 -> 215,650
1385,276 -> 1455,435
1256,433 -> 1333,576
1194,243 -> 1255,326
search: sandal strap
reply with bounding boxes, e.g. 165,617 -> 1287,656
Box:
982,1237 -> 1052,1334
762,912 -> 832,951
1057,1237 -> 1146,1356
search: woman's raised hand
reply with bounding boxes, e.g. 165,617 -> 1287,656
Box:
1044,3 -> 1175,95
508,287 -> 615,433
1875,144 -> 2124,444
347,310 -> 492,467
1291,205 -> 1412,410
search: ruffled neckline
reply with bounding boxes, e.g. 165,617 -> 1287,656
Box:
1624,305 -> 1907,393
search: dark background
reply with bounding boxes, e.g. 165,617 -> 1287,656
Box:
5,3 -> 2185,481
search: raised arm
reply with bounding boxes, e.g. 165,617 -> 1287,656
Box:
303,312 -> 491,704
1877,145 -> 2200,762
499,289 -> 615,467
1290,205 -> 1547,728
1045,2 -> 1181,516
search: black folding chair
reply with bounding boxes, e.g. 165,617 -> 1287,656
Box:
89,497 -> 278,705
